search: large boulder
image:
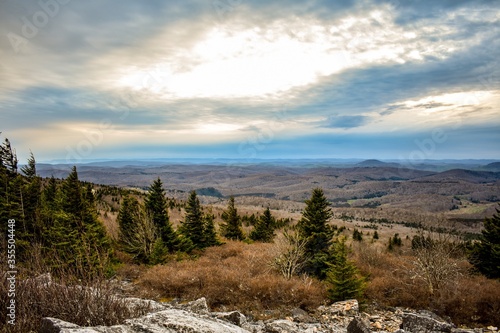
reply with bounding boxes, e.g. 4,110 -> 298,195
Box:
41,308 -> 251,333
400,312 -> 455,333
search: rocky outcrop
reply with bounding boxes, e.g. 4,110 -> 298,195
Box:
41,307 -> 250,333
400,311 -> 455,333
41,296 -> 493,333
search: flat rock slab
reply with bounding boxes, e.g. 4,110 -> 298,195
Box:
42,308 -> 250,333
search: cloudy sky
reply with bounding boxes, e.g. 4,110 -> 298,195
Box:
0,0 -> 499,163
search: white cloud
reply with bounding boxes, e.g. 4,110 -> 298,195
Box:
371,90 -> 500,132
112,10 -> 469,101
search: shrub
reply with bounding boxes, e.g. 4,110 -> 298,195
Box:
139,241 -> 326,314
0,274 -> 150,333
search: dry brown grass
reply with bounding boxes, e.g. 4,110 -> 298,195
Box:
353,243 -> 500,327
138,241 -> 326,316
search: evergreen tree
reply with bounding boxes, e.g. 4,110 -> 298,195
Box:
117,196 -> 140,249
0,137 -> 18,175
250,207 -> 276,242
42,176 -> 58,209
326,237 -> 366,302
20,151 -> 36,178
203,213 -> 222,247
352,228 -> 363,242
144,178 -> 176,251
19,152 -> 42,252
46,167 -> 111,277
179,191 -> 205,249
392,233 -> 402,246
297,188 -> 335,279
372,230 -> 379,240
220,196 -> 244,240
0,138 -> 23,247
470,205 -> 500,278
60,166 -> 83,217
0,137 -> 21,208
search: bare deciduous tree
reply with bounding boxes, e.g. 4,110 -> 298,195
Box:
271,229 -> 309,279
410,229 -> 465,296
122,208 -> 160,262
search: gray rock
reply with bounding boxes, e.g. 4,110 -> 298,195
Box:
183,297 -> 210,314
43,308 -> 250,333
347,317 -> 371,333
215,311 -> 248,327
319,300 -> 360,317
242,321 -> 265,333
401,312 -> 455,333
265,319 -> 299,333
122,297 -> 166,313
291,308 -> 315,323
40,317 -> 80,333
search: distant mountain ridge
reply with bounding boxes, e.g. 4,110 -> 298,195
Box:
356,159 -> 401,168
415,169 -> 500,184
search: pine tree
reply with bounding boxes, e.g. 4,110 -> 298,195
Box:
0,137 -> 23,233
20,151 -> 36,178
117,196 -> 140,249
46,167 -> 111,277
60,166 -> 83,217
179,190 -> 205,249
42,176 -> 57,209
144,178 -> 176,251
203,213 -> 222,247
470,205 -> 500,278
250,207 -> 276,242
372,230 -> 379,240
297,188 -> 335,279
392,233 -> 402,246
19,152 -> 42,253
353,228 -> 363,242
0,138 -> 18,175
326,237 -> 366,302
220,196 -> 244,240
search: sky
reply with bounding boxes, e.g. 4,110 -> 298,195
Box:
0,0 -> 499,163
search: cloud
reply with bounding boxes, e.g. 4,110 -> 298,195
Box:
0,0 -> 499,161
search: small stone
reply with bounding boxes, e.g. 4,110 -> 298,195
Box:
265,319 -> 299,333
371,321 -> 382,330
292,307 -> 315,323
216,311 -> 247,327
347,317 -> 371,333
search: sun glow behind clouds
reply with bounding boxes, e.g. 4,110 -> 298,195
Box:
115,11 -> 465,101
196,122 -> 243,134
117,11 -> 464,99
117,23 -> 352,99
372,91 -> 500,132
